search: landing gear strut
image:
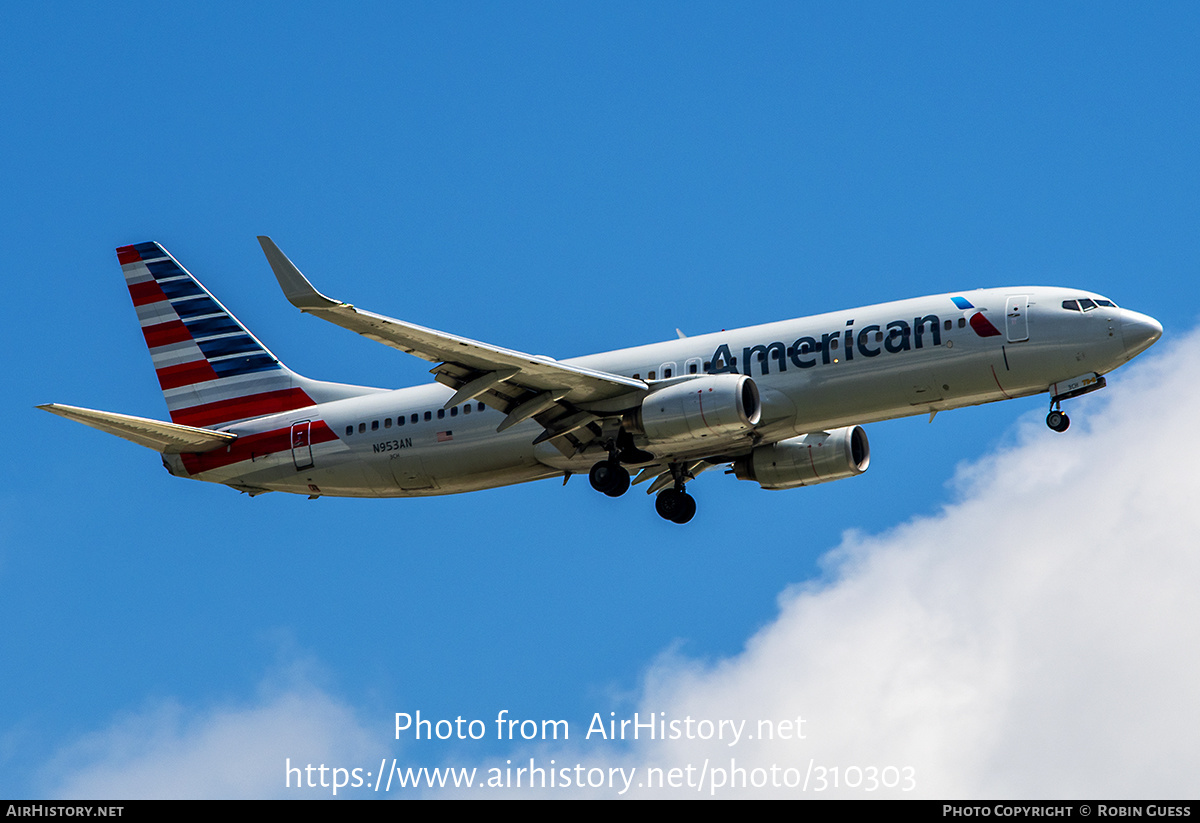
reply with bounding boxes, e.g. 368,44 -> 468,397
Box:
655,463 -> 696,524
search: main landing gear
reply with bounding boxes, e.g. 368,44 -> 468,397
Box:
655,487 -> 696,524
588,459 -> 630,497
588,455 -> 696,524
587,427 -> 651,498
654,463 -> 696,524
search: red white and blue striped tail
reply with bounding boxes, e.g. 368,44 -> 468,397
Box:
117,242 -> 376,429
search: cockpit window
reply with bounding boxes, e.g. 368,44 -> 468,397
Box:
1064,297 -> 1117,312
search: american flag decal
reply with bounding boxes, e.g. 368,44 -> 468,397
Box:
437,431 -> 453,442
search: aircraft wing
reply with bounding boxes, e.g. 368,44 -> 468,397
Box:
258,237 -> 648,441
38,404 -> 237,454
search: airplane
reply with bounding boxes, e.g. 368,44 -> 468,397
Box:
40,239 -> 1163,523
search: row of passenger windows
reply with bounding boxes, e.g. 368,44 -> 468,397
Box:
345,401 -> 487,436
631,361 -> 703,380
1062,298 -> 1116,312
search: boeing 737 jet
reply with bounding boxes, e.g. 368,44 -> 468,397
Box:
41,239 -> 1162,523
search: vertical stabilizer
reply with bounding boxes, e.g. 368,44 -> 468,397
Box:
117,242 -> 380,428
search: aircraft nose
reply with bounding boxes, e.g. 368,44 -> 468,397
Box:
1120,310 -> 1163,359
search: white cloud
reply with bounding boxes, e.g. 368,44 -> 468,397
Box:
41,331 -> 1200,800
605,327 -> 1200,797
40,665 -> 375,799
463,328 -> 1199,798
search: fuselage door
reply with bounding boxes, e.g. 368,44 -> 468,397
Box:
390,453 -> 436,491
1006,295 -> 1029,343
290,420 -> 314,470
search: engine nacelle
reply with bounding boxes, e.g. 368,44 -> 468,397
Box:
628,375 -> 761,447
732,426 -> 870,490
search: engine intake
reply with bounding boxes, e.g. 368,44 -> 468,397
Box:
628,375 -> 761,447
733,426 -> 870,490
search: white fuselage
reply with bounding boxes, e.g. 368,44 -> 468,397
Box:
166,286 -> 1158,498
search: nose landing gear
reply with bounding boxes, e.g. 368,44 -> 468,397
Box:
1046,408 -> 1070,432
1045,373 -> 1106,432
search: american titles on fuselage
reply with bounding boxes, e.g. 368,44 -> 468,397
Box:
708,310 -> 973,377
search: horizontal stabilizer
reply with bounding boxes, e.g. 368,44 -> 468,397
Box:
37,404 -> 237,454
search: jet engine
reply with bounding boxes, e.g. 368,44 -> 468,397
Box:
732,426 -> 870,490
626,374 -> 761,447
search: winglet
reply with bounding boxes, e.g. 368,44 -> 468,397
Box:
257,236 -> 343,311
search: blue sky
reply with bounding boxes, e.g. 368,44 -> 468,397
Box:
3,3 -> 1198,798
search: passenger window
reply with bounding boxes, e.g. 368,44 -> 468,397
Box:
371,420 -> 379,431
957,318 -> 966,328
450,406 -> 458,417
424,411 -> 431,421
649,371 -> 657,380
477,402 -> 485,412
345,426 -> 353,436
437,409 -> 445,419
463,404 -> 471,415
397,416 -> 405,426
384,418 -> 391,428
358,423 -> 366,433
944,320 -> 952,331
689,363 -> 698,374
411,413 -> 419,424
